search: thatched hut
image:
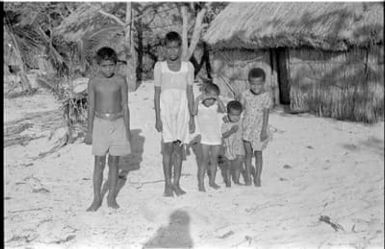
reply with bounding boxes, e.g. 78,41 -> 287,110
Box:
203,2 -> 384,123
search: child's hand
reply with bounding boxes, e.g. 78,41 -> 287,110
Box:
126,130 -> 132,143
84,132 -> 92,145
155,119 -> 163,132
222,115 -> 230,123
189,118 -> 195,133
260,130 -> 268,141
230,125 -> 239,133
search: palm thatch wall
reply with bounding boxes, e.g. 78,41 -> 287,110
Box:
203,2 -> 384,123
210,49 -> 279,101
288,46 -> 383,123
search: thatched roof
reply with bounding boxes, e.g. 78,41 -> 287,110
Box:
203,2 -> 384,51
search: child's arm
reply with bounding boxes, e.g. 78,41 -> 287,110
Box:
192,95 -> 203,116
121,77 -> 131,142
187,62 -> 195,133
187,85 -> 195,133
187,86 -> 194,116
154,87 -> 162,132
154,63 -> 162,132
216,97 -> 226,113
85,79 -> 95,144
260,93 -> 273,141
186,62 -> 195,115
222,125 -> 239,139
260,109 -> 269,141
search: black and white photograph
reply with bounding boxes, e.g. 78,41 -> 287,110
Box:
4,1 -> 384,248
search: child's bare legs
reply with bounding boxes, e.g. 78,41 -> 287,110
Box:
254,151 -> 263,187
224,159 -> 231,187
193,142 -> 205,192
200,144 -> 210,192
107,155 -> 120,208
87,156 -> 106,211
243,141 -> 253,185
162,142 -> 174,197
233,156 -> 243,184
208,145 -> 221,189
172,141 -> 186,196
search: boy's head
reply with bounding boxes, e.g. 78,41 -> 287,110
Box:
202,82 -> 220,107
96,47 -> 118,78
248,68 -> 266,95
164,31 -> 182,61
227,100 -> 243,123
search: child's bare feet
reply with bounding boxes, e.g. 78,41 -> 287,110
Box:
172,184 -> 186,196
209,182 -> 220,190
244,181 -> 252,186
254,178 -> 261,187
164,185 -> 174,197
107,196 -> 120,209
198,183 -> 206,192
225,181 -> 231,188
87,198 -> 102,212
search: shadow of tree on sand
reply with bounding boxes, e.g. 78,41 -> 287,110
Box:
143,209 -> 193,249
342,135 -> 384,158
101,129 -> 145,198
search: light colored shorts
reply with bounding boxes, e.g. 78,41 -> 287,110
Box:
92,117 -> 131,156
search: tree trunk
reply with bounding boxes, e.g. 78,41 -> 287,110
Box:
125,2 -> 137,91
181,5 -> 189,61
181,4 -> 208,62
7,27 -> 32,91
186,7 -> 206,61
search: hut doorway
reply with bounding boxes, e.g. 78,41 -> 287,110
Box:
276,48 -> 290,105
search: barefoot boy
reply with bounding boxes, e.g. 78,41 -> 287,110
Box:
85,47 -> 131,211
154,32 -> 195,197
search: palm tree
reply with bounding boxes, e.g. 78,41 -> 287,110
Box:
4,2 -> 74,91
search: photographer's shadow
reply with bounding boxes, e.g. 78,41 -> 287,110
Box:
101,129 -> 144,198
143,209 -> 193,248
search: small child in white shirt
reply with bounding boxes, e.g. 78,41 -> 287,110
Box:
193,82 -> 226,192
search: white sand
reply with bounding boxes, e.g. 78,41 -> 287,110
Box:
4,83 -> 384,249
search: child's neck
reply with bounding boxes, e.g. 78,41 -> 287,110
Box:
166,59 -> 181,72
227,115 -> 237,123
250,89 -> 264,96
99,72 -> 115,79
167,58 -> 181,65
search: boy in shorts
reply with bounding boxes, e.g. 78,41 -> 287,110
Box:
85,47 -> 131,211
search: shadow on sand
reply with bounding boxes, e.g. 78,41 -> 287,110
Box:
143,209 -> 193,249
101,129 -> 145,198
342,135 -> 384,158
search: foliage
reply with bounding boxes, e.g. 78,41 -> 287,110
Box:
4,2 -> 78,77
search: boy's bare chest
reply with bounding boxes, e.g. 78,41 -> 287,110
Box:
94,79 -> 120,94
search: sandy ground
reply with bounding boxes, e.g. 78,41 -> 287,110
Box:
4,82 -> 384,249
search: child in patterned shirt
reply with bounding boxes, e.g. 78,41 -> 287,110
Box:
221,100 -> 244,187
238,68 -> 273,187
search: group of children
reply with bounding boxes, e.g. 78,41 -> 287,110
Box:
85,31 -> 272,211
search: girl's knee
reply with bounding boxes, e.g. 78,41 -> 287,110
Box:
108,156 -> 119,166
244,151 -> 253,159
254,151 -> 262,158
162,143 -> 173,155
95,156 -> 106,167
